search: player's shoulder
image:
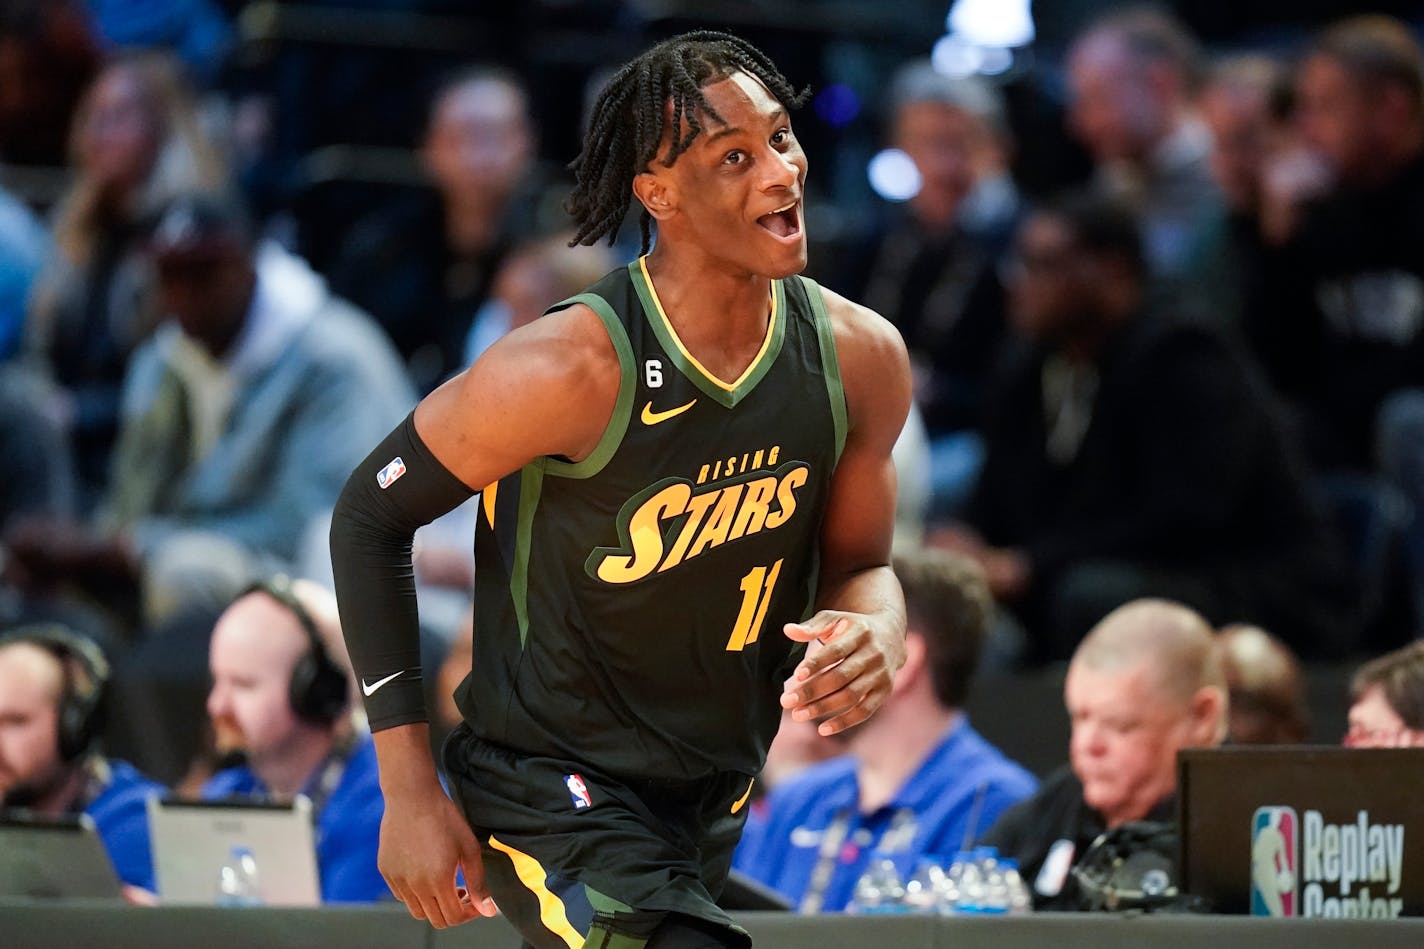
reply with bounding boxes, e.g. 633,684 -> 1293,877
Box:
470,300 -> 622,390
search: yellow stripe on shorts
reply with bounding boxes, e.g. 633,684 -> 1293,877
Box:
487,834 -> 584,949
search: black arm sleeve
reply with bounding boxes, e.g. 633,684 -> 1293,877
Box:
329,413 -> 475,731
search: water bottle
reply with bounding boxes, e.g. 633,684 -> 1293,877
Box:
978,851 -> 1010,915
847,857 -> 906,914
1000,858 -> 1033,915
952,851 -> 985,913
902,859 -> 946,915
216,845 -> 263,906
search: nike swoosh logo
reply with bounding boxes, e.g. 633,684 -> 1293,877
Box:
362,671 -> 403,697
730,778 -> 755,815
641,399 -> 697,426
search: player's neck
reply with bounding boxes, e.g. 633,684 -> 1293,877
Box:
643,243 -> 774,346
649,242 -> 780,327
849,702 -> 960,813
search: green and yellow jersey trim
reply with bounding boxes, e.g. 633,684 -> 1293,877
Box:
543,292 -> 637,480
803,276 -> 848,462
632,257 -> 786,408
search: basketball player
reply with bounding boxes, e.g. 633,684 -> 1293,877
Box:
330,31 -> 911,948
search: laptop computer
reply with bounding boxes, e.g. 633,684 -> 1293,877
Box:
1178,746 -> 1424,917
0,811 -> 124,899
146,796 -> 322,906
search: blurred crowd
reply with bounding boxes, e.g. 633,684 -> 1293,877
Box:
1,0 -> 1423,913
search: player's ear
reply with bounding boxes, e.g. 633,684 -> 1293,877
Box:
633,172 -> 676,221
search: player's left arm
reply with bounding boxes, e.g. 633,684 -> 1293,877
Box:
781,287 -> 911,736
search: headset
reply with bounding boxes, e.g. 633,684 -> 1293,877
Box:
0,624 -> 111,762
241,576 -> 348,727
1070,821 -> 1211,913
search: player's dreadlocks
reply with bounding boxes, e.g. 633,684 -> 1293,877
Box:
567,31 -> 810,253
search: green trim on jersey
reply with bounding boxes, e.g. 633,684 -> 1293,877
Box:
630,257 -> 787,409
544,292 -> 637,480
803,276 -> 848,461
511,463 -> 546,646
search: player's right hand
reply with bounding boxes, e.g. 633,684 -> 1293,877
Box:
379,781 -> 497,927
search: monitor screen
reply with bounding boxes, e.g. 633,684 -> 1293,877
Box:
0,811 -> 124,899
147,796 -> 321,906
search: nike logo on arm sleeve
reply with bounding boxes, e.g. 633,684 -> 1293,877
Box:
362,671 -> 404,696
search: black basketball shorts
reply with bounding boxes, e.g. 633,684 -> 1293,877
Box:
442,723 -> 757,949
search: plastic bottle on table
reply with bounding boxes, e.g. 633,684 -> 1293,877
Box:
952,850 -> 985,914
1000,858 -> 1033,915
977,850 -> 1010,915
847,857 -> 907,914
216,845 -> 263,907
903,859 -> 947,915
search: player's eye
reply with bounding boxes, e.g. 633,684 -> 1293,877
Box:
771,128 -> 791,146
723,150 -> 745,165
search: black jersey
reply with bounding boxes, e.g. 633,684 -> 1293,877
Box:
458,257 -> 846,783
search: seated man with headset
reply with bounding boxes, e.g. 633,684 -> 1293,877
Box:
0,623 -> 166,893
202,576 -> 388,902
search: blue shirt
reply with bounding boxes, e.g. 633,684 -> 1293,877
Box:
733,717 -> 1037,912
85,759 -> 165,891
201,732 -> 388,903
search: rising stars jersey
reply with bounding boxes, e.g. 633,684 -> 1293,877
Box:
458,256 -> 846,783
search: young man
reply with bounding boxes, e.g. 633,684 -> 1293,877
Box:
330,30 -> 910,949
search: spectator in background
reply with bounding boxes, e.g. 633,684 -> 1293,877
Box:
734,548 -> 1036,913
938,193 -> 1349,661
1196,54 -> 1318,328
1345,640 -> 1424,748
840,60 -> 1017,517
0,367 -> 75,537
5,190 -> 414,638
25,51 -> 226,508
0,624 -> 164,894
1065,7 -> 1224,315
202,577 -> 388,902
1215,623 -> 1309,745
330,68 -> 550,393
979,599 -> 1226,910
85,0 -> 232,84
1264,17 -> 1424,626
0,181 -> 51,359
1255,14 -> 1424,472
0,1 -> 99,167
463,231 -> 616,365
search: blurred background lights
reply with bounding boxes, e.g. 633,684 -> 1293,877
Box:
867,148 -> 922,202
946,0 -> 1035,49
931,34 -> 984,78
814,83 -> 862,128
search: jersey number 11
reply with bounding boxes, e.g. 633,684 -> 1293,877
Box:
726,559 -> 784,651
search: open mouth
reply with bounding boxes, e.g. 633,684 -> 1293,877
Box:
756,200 -> 802,241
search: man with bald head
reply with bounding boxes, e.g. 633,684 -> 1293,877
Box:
978,599 -> 1227,909
201,577 -> 387,902
0,625 -> 164,892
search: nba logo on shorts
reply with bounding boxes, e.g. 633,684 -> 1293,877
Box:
565,774 -> 592,809
376,457 -> 406,489
1251,806 -> 1298,916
